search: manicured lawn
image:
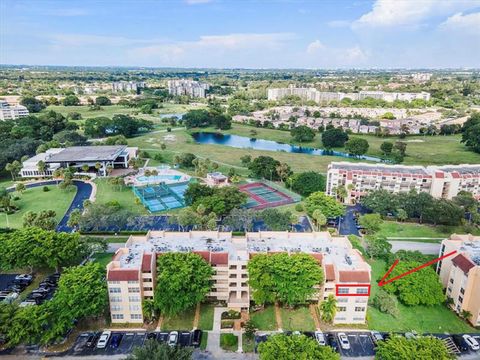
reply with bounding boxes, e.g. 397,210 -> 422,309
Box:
199,332 -> 208,350
250,306 -> 277,331
162,308 -> 196,330
279,306 -> 316,331
198,304 -> 214,330
0,186 -> 76,229
220,333 -> 238,352
377,221 -> 480,239
93,179 -> 148,215
243,336 -> 255,353
368,260 -> 480,333
91,252 -> 114,269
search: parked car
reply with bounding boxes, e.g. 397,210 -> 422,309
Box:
96,331 -> 111,349
19,299 -> 36,307
303,332 -> 315,339
191,330 -> 202,347
338,333 -> 350,350
146,332 -> 157,341
463,335 -> 479,351
315,331 -> 326,346
14,274 -> 33,283
168,331 -> 178,347
158,332 -> 169,343
452,335 -> 469,352
405,332 -> 417,340
86,333 -> 100,348
110,334 -> 122,348
371,331 -> 384,344
327,334 -> 339,352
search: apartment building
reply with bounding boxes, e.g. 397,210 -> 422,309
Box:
327,162 -> 480,204
267,86 -> 430,103
437,234 -> 480,326
111,81 -> 145,93
167,79 -> 210,98
0,100 -> 29,121
106,231 -> 371,325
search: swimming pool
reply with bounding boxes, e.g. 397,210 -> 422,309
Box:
136,175 -> 182,182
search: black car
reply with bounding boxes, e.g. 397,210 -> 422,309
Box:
327,334 -> 339,352
146,332 -> 157,341
303,332 -> 315,339
452,335 -> 469,352
157,332 -> 169,343
86,333 -> 100,348
110,334 -> 123,348
191,330 -> 202,347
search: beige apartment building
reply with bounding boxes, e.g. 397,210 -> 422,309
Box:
327,162 -> 480,204
436,234 -> 480,326
106,231 -> 371,325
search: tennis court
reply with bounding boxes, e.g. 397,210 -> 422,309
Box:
238,181 -> 298,210
133,182 -> 189,212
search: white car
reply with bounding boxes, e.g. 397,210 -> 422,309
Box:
315,331 -> 326,346
168,331 -> 178,347
338,333 -> 350,350
96,331 -> 111,349
463,335 -> 480,351
371,331 -> 384,344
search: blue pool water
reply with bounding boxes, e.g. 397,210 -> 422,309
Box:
192,132 -> 386,162
137,175 -> 182,182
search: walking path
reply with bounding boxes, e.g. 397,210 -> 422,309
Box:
206,307 -> 227,356
193,303 -> 201,329
389,241 -> 441,254
309,304 -> 321,330
274,303 -> 283,331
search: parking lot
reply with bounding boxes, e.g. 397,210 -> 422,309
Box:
69,330 -> 201,356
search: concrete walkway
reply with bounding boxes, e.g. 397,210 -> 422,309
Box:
274,303 -> 283,331
205,307 -> 227,357
389,241 -> 441,254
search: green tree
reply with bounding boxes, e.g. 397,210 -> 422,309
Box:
396,208 -> 408,222
154,253 -> 213,316
287,172 -> 326,196
248,156 -> 281,180
95,96 -> 112,106
223,208 -> 255,231
321,128 -> 349,148
304,192 -> 344,218
380,141 -> 394,156
319,294 -> 337,323
127,339 -> 193,360
20,96 -> 45,113
311,209 -> 326,230
375,335 -> 454,360
63,95 -> 80,106
15,183 -> 26,194
247,253 -> 323,306
365,235 -> 392,260
261,208 -> 294,231
5,160 -> 22,180
345,138 -> 369,156
382,261 -> 445,306
358,213 -> 383,234
258,334 -> 339,360
290,125 -> 316,142
22,210 -> 57,230
67,208 -> 82,230
371,289 -> 399,318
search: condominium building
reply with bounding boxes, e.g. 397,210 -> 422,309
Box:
0,100 -> 29,121
106,231 -> 371,324
111,81 -> 145,93
167,79 -> 210,98
437,234 -> 480,326
267,86 -> 430,103
327,162 -> 480,204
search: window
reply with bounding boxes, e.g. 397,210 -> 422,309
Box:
130,314 -> 142,320
460,288 -> 465,295
129,296 -> 141,302
229,265 -> 237,270
324,287 -> 334,292
356,288 -> 368,294
110,296 -> 122,302
112,314 -> 124,320
355,307 -> 366,312
143,278 -> 152,283
338,288 -> 349,295
109,281 -> 120,285
128,287 -> 140,293
111,305 -> 123,312
129,304 -> 140,311
449,278 -> 454,284
109,288 -> 121,294
143,287 -> 153,291
353,317 -> 365,321
337,298 -> 348,303
458,296 -> 463,303
335,317 -> 346,321
128,280 -> 139,284
337,307 -> 347,312
355,298 -> 368,303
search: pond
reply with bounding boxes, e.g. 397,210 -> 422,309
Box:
191,132 -> 386,162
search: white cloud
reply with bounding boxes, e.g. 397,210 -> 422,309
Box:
352,0 -> 480,28
306,40 -> 325,54
440,12 -> 480,35
305,40 -> 369,66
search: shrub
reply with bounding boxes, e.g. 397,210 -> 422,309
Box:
371,289 -> 399,318
42,186 -> 50,192
295,203 -> 304,212
221,310 -> 241,320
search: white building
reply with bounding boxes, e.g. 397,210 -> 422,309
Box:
167,79 -> 210,98
267,86 -> 431,103
327,162 -> 480,204
0,101 -> 29,121
112,81 -> 145,93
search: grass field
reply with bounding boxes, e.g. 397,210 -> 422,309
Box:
198,304 -> 214,330
279,306 -> 316,331
45,103 -> 204,124
367,260 -> 479,333
220,333 -> 238,352
162,308 -> 196,330
377,221 -> 480,239
250,306 -> 277,331
91,252 -> 114,268
93,179 -> 148,214
0,186 -> 76,229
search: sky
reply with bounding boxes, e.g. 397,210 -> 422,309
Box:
1,0 -> 480,69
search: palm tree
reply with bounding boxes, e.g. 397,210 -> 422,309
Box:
94,162 -> 102,174
142,299 -> 157,323
319,294 -> 337,323
81,164 -> 90,173
312,209 -> 326,231
276,163 -> 291,183
335,185 -> 348,203
37,160 -> 46,175
460,310 -> 472,322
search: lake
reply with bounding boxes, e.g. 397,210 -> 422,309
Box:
191,132 -> 385,162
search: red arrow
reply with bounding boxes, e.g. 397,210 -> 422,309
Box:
378,250 -> 457,287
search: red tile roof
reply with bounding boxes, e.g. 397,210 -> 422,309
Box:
210,252 -> 228,265
338,270 -> 370,283
107,269 -> 140,281
310,253 -> 323,264
141,253 -> 153,272
452,254 -> 475,274
435,171 -> 445,179
325,264 -> 335,281
193,251 -> 210,263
